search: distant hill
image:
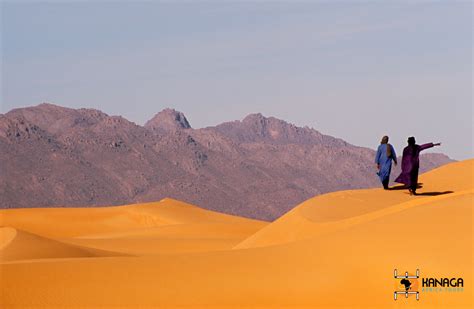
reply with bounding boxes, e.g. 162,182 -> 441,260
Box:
0,103 -> 454,220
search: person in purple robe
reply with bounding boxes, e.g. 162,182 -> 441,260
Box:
395,137 -> 441,195
375,135 -> 397,189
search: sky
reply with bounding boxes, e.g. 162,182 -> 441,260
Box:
1,1 -> 472,159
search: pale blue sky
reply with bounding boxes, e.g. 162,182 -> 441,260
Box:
1,1 -> 472,159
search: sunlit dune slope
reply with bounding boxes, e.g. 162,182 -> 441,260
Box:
235,159 -> 473,249
64,222 -> 265,255
0,227 -> 124,261
0,198 -> 267,255
0,198 -> 266,239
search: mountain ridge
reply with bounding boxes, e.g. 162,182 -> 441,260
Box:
0,103 -> 454,220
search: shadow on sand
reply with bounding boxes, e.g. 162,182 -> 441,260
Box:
388,184 -> 454,196
413,191 -> 454,196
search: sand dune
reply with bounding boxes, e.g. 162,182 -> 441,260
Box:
0,198 -> 266,239
0,227 -> 124,262
0,160 -> 472,307
235,159 -> 473,249
0,198 -> 266,256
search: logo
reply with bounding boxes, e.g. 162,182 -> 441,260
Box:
393,268 -> 465,300
394,269 -> 420,300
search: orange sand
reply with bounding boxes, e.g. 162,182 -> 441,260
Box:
1,160 -> 472,308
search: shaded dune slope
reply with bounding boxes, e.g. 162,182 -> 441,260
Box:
0,227 -> 125,262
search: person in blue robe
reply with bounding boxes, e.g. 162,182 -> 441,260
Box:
375,136 -> 397,189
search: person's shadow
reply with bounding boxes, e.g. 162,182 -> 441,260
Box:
388,183 -> 454,196
388,183 -> 423,191
413,191 -> 453,196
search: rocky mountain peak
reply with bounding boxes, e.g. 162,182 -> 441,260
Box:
5,103 -> 110,136
215,112 -> 319,144
145,108 -> 191,132
242,113 -> 266,122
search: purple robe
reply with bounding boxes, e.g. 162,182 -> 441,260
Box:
395,143 -> 434,187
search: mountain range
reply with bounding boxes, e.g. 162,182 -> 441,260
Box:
0,103 -> 453,220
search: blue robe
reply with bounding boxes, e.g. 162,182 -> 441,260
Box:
375,144 -> 397,183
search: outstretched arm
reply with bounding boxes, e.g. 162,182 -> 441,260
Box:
420,142 -> 441,151
419,143 -> 435,151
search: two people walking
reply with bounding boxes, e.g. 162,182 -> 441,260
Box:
375,136 -> 441,195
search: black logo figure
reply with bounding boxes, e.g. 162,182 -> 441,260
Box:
400,278 -> 412,291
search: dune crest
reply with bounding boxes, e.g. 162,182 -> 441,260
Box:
235,159 -> 473,249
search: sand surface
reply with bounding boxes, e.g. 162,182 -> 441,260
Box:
1,160 -> 472,308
